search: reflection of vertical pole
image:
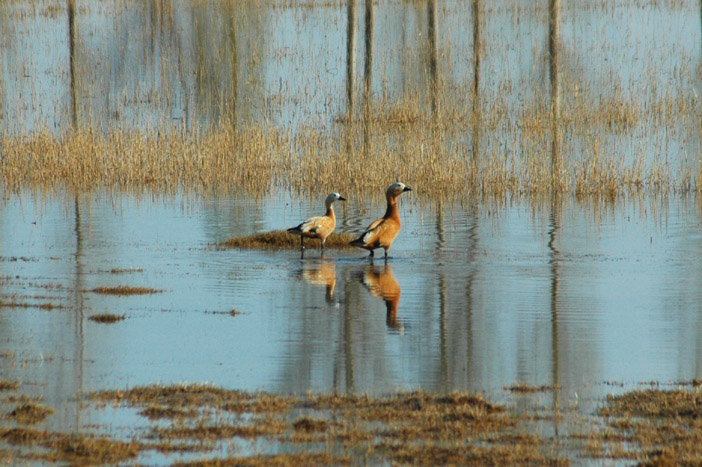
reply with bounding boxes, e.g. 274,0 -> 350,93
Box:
67,0 -> 77,128
548,195 -> 561,433
227,8 -> 238,127
363,0 -> 374,153
427,0 -> 439,118
549,0 -> 562,185
471,0 -> 481,171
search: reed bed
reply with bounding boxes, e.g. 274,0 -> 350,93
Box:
1,111 -> 698,202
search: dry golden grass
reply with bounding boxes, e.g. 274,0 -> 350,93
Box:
6,383 -> 702,464
82,384 -> 565,465
219,230 -> 357,250
590,388 -> 702,464
1,101 -> 697,200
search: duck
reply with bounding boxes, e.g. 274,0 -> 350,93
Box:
288,192 -> 346,257
350,182 -> 412,260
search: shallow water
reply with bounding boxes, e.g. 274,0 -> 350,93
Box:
2,191 -> 702,424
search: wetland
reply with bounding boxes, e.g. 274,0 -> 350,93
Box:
1,0 -> 702,464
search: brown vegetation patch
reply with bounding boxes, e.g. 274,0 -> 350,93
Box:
590,388 -> 702,463
91,383 -> 295,414
155,418 -> 288,442
139,405 -> 198,420
0,301 -> 63,310
89,286 -> 162,295
8,402 -> 54,424
0,380 -> 19,391
600,389 -> 702,418
506,383 -> 560,393
292,417 -> 328,433
88,313 -> 126,323
109,268 -> 144,274
0,427 -> 51,446
174,452 -> 348,467
220,230 -> 356,250
41,435 -> 140,465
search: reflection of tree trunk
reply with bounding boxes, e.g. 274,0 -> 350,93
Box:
549,0 -> 562,185
345,0 -> 357,154
73,197 -> 85,432
343,269 -> 355,394
548,195 -> 561,432
67,0 -> 77,128
427,0 -> 439,118
436,208 -> 448,391
471,0 -> 481,170
465,205 -> 478,390
363,0 -> 374,153
347,0 -> 357,119
227,8 -> 238,127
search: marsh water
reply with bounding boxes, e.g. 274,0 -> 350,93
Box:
3,191 -> 702,418
2,0 -> 702,462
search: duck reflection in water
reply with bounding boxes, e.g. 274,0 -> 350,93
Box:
299,260 -> 337,303
359,264 -> 402,330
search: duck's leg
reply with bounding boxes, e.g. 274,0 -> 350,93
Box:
300,237 -> 305,259
320,240 -> 325,258
384,249 -> 389,262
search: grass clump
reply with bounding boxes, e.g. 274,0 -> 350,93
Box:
220,230 -> 357,250
0,381 -> 19,391
89,286 -> 162,296
590,387 -> 702,463
88,314 -> 126,323
7,403 -> 54,424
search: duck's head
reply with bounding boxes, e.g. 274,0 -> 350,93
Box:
386,182 -> 412,198
325,192 -> 347,205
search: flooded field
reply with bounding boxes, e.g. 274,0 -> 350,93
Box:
1,0 -> 702,463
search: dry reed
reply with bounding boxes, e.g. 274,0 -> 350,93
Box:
0,107 -> 697,201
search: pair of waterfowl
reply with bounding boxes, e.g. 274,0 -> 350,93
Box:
287,182 -> 412,259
